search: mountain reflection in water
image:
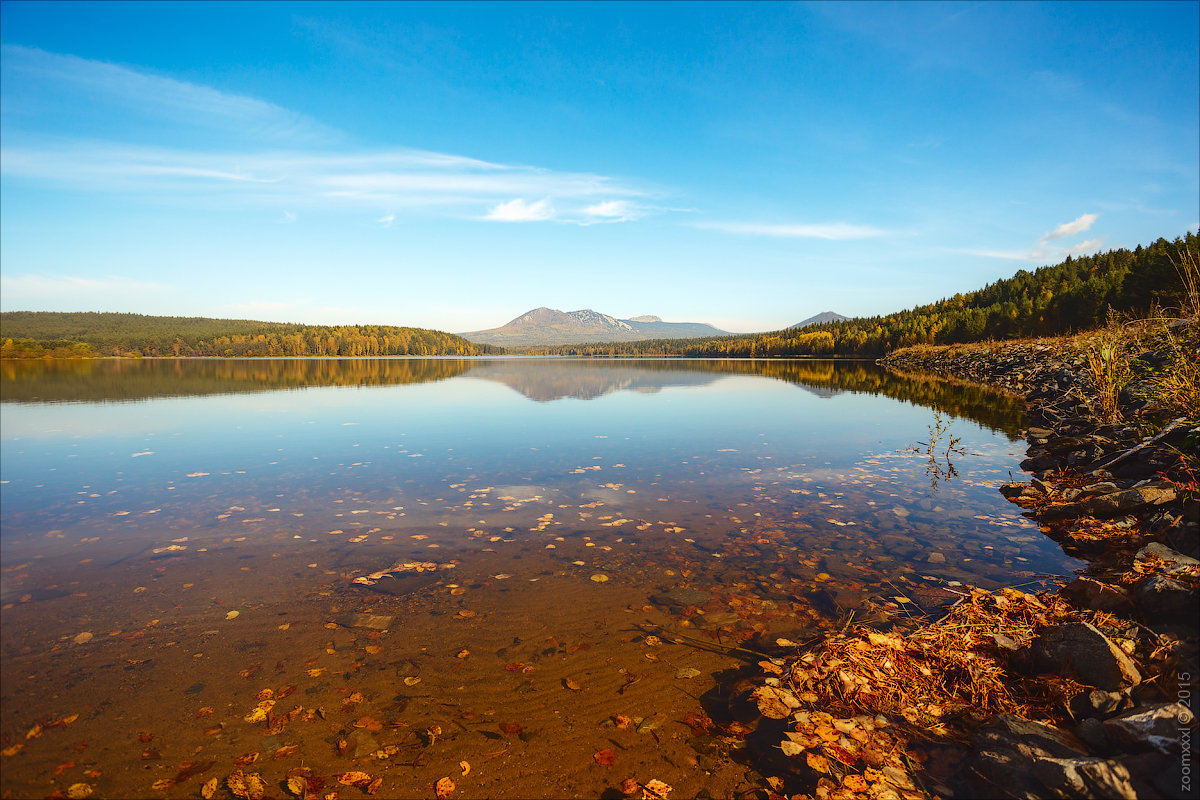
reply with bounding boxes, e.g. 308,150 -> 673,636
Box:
1,357 -> 1024,437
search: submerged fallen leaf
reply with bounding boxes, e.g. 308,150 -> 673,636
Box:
593,748 -> 616,766
337,771 -> 373,788
642,779 -> 673,799
65,784 -> 93,799
225,610 -> 239,620
201,777 -> 219,800
285,775 -> 307,797
226,769 -> 266,800
498,722 -> 523,738
564,678 -> 582,691
1,743 -> 25,757
273,744 -> 300,759
620,777 -> 640,796
435,776 -> 455,799
459,761 -> 471,776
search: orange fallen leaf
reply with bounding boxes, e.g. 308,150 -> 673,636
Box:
842,774 -> 869,792
196,706 -> 215,718
353,716 -> 384,732
498,722 -> 523,738
273,745 -> 300,759
435,776 -> 455,799
564,678 -> 581,691
337,771 -> 372,788
25,723 -> 43,739
1,743 -> 25,757
54,761 -> 77,776
593,748 -> 616,766
459,761 -> 471,776
614,714 -> 633,730
806,752 -> 830,773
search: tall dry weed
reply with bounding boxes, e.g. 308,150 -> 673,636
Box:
1076,312 -> 1132,424
1168,237 -> 1200,321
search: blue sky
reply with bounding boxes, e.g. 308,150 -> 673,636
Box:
1,1 -> 1197,333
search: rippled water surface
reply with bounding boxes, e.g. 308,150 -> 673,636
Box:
0,358 -> 1079,798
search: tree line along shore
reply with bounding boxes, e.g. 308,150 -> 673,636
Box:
1,232 -> 1195,361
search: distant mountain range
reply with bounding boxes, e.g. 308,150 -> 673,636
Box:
460,307 -> 731,347
788,311 -> 849,329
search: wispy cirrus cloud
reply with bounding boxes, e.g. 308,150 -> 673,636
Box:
1,45 -> 334,145
0,46 -> 654,227
695,221 -> 888,240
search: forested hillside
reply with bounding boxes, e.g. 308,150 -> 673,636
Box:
0,312 -> 502,358
529,233 -> 1197,357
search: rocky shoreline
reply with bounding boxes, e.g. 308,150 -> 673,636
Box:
726,333 -> 1197,800
883,336 -> 1197,797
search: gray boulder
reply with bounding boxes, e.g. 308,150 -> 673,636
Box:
1102,703 -> 1191,754
963,714 -> 1137,800
1029,622 -> 1141,690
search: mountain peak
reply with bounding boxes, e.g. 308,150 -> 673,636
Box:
460,307 -> 730,347
789,311 -> 850,329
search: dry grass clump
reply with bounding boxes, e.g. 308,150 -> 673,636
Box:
751,587 -> 1089,799
784,587 -> 1078,734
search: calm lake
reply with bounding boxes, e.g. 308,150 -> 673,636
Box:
0,358 -> 1080,799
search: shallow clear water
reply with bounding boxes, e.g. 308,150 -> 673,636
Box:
0,358 -> 1079,798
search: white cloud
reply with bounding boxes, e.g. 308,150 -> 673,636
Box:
1043,213 -> 1098,242
966,215 -> 1107,264
377,213 -> 395,227
281,211 -> 297,224
581,200 -> 646,223
1064,237 -> 1105,255
484,198 -> 556,222
696,221 -> 887,240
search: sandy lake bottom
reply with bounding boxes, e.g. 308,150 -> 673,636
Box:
0,358 -> 1082,799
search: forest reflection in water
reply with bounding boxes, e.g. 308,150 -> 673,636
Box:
1,357 -> 1025,438
0,357 -> 1076,799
